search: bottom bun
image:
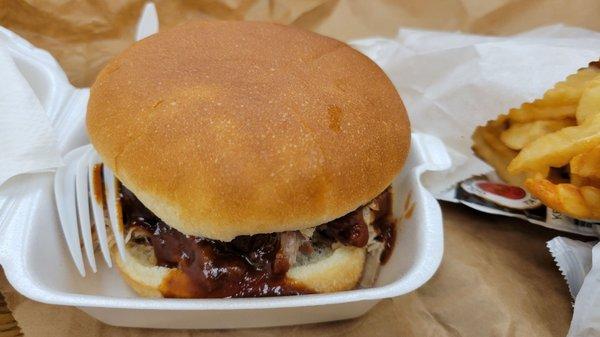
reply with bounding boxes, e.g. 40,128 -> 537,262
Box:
113,242 -> 366,298
285,245 -> 366,293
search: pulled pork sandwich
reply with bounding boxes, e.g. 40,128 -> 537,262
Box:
86,20 -> 411,298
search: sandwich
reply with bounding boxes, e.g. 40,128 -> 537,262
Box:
86,20 -> 411,298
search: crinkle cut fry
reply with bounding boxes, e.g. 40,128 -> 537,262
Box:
525,177 -> 600,219
507,65 -> 600,123
471,61 -> 600,220
472,115 -> 528,186
570,145 -> 600,188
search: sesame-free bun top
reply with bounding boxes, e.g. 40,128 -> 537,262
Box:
87,20 -> 410,241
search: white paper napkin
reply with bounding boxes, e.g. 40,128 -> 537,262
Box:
547,237 -> 595,299
548,237 -> 600,337
351,24 -> 600,193
0,42 -> 62,187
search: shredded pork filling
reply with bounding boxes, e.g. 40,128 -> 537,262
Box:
120,184 -> 395,297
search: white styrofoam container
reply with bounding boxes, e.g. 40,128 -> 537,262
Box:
0,26 -> 451,329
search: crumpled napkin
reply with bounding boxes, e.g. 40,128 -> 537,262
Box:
350,24 -> 600,193
547,237 -> 600,337
0,42 -> 62,187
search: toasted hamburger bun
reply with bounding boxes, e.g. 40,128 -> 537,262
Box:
87,20 -> 410,241
112,241 -> 366,297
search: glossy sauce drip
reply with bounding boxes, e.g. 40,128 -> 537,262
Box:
91,164 -> 105,205
369,188 -> 396,263
378,218 -> 396,264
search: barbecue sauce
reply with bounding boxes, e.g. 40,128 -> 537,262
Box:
119,185 -> 396,298
317,209 -> 369,247
370,189 -> 396,264
315,187 -> 396,263
120,186 -> 309,298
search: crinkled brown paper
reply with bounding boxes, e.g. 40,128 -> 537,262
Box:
1,0 -> 599,335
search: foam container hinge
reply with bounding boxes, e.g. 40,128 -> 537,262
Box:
0,24 -> 451,329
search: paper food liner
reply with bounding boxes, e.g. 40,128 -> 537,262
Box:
350,27 -> 600,237
434,62 -> 600,237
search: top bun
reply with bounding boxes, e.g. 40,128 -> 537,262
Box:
87,21 -> 410,241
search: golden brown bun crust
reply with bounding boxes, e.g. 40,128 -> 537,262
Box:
88,21 -> 410,240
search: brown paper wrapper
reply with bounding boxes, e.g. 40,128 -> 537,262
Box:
3,0 -> 600,87
1,0 -> 596,335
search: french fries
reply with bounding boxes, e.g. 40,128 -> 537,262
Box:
507,66 -> 600,123
570,145 -> 600,188
472,62 -> 600,219
507,104 -> 576,123
525,178 -> 600,219
472,116 -> 528,186
507,113 -> 600,175
576,76 -> 600,123
500,119 -> 575,150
